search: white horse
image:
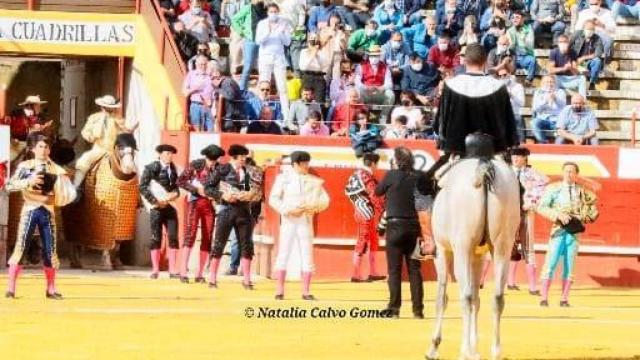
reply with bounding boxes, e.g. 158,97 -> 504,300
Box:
426,156 -> 520,360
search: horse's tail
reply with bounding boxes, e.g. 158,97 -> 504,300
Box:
473,158 -> 495,247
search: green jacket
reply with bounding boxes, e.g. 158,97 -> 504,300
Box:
231,4 -> 264,41
507,25 -> 535,57
347,29 -> 383,52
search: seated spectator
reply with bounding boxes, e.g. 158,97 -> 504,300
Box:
400,0 -> 426,26
381,31 -> 412,79
286,87 -> 323,134
188,42 -> 213,71
555,94 -> 599,145
507,11 -> 536,86
411,112 -> 436,139
299,33 -> 331,102
486,34 -> 516,74
183,55 -> 214,131
330,59 -> 357,106
480,0 -> 514,34
401,53 -> 440,105
571,19 -> 604,90
242,81 -> 284,124
373,0 -> 405,43
178,0 -> 216,44
428,30 -> 461,75
497,67 -> 525,142
576,0 -> 615,62
355,45 -> 395,120
173,21 -> 200,62
349,110 -> 383,156
531,0 -> 566,44
458,15 -> 481,47
330,89 -> 368,136
390,91 -> 425,129
176,0 -> 212,16
548,34 -> 588,96
204,64 -> 242,132
308,0 -> 342,33
247,106 -> 283,134
300,110 -> 331,136
401,14 -> 438,58
436,0 -> 465,35
159,0 -> 178,22
319,14 -> 349,80
347,20 -> 384,62
342,0 -> 373,30
611,0 -> 640,21
532,75 -> 567,143
458,0 -> 489,23
384,115 -> 410,139
481,15 -> 508,51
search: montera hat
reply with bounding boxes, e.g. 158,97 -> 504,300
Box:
290,150 -> 311,163
510,146 -> 531,157
201,144 -> 225,160
155,144 -> 177,154
228,144 -> 249,157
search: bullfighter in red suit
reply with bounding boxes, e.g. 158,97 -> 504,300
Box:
345,153 -> 386,282
177,144 -> 225,283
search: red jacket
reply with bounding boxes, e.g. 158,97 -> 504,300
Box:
331,103 -> 367,133
428,46 -> 460,70
361,61 -> 387,87
176,0 -> 212,16
6,113 -> 40,141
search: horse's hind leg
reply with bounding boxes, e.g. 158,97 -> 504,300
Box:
426,250 -> 450,360
491,252 -> 510,360
454,250 -> 478,360
468,254 -> 483,358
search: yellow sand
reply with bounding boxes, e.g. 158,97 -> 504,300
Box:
0,271 -> 638,360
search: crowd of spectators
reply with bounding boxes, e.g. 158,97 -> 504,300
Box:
165,0 -> 626,146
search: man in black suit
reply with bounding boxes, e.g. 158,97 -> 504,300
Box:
139,144 -> 181,280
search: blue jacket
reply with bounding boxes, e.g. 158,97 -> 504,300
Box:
400,63 -> 440,95
381,41 -> 412,67
307,5 -> 341,33
401,22 -> 438,58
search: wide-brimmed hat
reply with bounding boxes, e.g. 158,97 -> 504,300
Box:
367,45 -> 382,56
95,95 -> 122,109
19,95 -> 47,106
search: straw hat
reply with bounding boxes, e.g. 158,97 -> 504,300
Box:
19,95 -> 47,106
95,95 -> 122,109
367,45 -> 382,56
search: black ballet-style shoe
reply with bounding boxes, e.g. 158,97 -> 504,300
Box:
275,294 -> 284,300
368,275 -> 387,282
169,273 -> 181,280
180,277 -> 189,284
5,291 -> 15,299
529,290 -> 541,296
302,294 -> 316,301
540,300 -> 549,307
194,277 -> 206,284
350,277 -> 366,283
46,292 -> 63,300
242,282 -> 255,290
208,282 -> 218,289
507,285 -> 520,291
150,273 -> 159,280
559,301 -> 570,307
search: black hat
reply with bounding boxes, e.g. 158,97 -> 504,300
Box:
155,144 -> 177,154
362,152 -> 380,164
510,146 -> 531,157
115,133 -> 138,151
290,150 -> 311,163
228,144 -> 249,157
201,144 -> 225,160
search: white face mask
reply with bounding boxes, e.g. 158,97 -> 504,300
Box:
411,63 -> 423,71
391,41 -> 402,50
369,56 -> 380,65
445,6 -> 455,14
584,29 -> 594,38
558,43 -> 569,52
497,45 -> 508,54
590,4 -> 600,13
438,43 -> 448,51
24,108 -> 35,116
365,28 -> 375,37
191,6 -> 202,15
268,13 -> 278,22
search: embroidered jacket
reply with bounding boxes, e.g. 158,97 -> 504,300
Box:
537,181 -> 599,236
204,162 -> 263,206
139,160 -> 179,206
177,158 -> 217,201
513,165 -> 549,210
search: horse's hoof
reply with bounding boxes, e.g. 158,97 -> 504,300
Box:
426,349 -> 439,360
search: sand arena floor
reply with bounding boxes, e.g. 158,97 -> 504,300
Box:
0,270 -> 639,360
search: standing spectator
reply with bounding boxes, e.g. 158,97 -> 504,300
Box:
390,91 -> 425,130
247,106 -> 283,134
428,30 -> 461,75
330,59 -> 357,106
355,45 -> 396,120
178,0 -> 216,44
231,0 -> 267,90
571,20 -> 605,90
532,75 -> 567,143
611,0 -> 640,21
498,67 -> 525,142
486,34 -> 516,74
308,0 -> 341,33
286,87 -> 323,134
6,95 -> 52,143
401,53 -> 440,105
402,14 -> 438,58
203,64 -> 243,132
548,34 -> 588,96
224,0 -> 250,74
160,0 -> 178,22
330,89 -> 367,136
173,21 -> 200,62
507,10 -> 536,86
300,110 -> 331,136
576,0 -> 616,62
374,147 -> 425,319
281,0 -> 307,75
436,0 -> 465,35
384,115 -> 410,139
255,3 -> 292,121
531,0 -> 566,44
347,20 -> 384,62
188,42 -> 214,71
183,55 -> 214,131
319,14 -> 349,80
555,94 -> 599,145
373,0 -> 405,43
299,33 -> 331,102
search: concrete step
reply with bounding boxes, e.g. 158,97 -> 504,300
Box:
520,108 -> 631,118
521,89 -> 640,110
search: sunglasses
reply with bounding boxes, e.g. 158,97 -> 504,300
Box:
260,88 -> 270,92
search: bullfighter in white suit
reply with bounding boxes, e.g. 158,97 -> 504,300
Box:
269,151 -> 329,301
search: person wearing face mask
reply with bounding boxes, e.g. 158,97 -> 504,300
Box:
507,11 -> 536,86
531,75 -> 567,143
347,20 -> 383,63
570,19 -> 604,90
354,45 -> 396,121
329,59 -> 357,106
531,0 -> 566,44
319,14 -> 349,80
428,30 -> 461,75
555,94 -> 600,145
381,31 -> 411,87
401,14 -> 438,58
401,53 -> 440,105
576,0 -> 616,62
373,0 -> 405,43
231,0 -> 267,90
255,3 -> 292,122
299,33 -> 331,102
548,34 -> 587,97
486,34 -> 515,74
436,0 -> 465,35
178,0 -> 216,43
